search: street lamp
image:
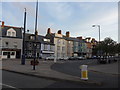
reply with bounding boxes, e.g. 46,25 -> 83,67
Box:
33,0 -> 38,70
92,25 -> 101,56
21,8 -> 27,65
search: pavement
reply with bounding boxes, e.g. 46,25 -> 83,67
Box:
88,61 -> 119,75
1,59 -> 119,86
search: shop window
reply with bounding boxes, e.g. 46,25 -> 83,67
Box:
11,52 -> 15,55
3,52 -> 7,55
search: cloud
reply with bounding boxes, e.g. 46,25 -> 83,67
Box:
43,2 -> 73,21
2,6 -> 22,27
11,2 -> 36,17
0,2 -> 2,20
70,6 -> 118,41
1,0 -> 120,2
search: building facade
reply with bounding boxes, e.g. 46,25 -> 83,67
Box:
1,22 -> 23,59
46,28 -> 88,58
46,28 -> 67,59
25,33 -> 55,59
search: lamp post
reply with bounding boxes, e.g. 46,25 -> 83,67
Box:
21,8 -> 27,65
92,25 -> 101,56
33,0 -> 38,70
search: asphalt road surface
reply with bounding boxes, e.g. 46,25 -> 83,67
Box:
51,59 -> 119,88
1,59 -> 119,89
2,70 -> 103,89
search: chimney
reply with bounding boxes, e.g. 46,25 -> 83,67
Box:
66,31 -> 70,37
58,30 -> 62,34
47,28 -> 51,34
77,36 -> 82,40
92,38 -> 95,40
2,21 -> 4,27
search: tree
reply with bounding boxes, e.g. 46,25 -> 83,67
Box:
115,43 -> 120,56
92,37 -> 117,56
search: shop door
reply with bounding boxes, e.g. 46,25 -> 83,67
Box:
7,52 -> 10,58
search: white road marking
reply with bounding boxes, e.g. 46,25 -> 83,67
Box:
0,83 -> 21,90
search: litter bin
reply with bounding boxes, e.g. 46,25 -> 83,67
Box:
80,65 -> 88,80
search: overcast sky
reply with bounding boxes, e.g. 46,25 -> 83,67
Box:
1,0 -> 119,42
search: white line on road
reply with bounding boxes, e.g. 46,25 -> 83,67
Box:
0,83 -> 21,90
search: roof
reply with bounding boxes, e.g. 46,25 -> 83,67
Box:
25,33 -> 54,45
0,25 -> 22,39
46,33 -> 86,43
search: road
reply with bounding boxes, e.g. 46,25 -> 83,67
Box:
1,59 -> 119,89
2,70 -> 102,89
51,59 -> 119,88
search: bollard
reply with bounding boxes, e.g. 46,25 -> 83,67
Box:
54,56 -> 56,63
80,65 -> 88,80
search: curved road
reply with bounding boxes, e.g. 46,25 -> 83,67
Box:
51,60 -> 118,88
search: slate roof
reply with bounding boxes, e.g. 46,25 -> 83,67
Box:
46,33 -> 85,43
25,33 -> 54,45
0,25 -> 22,39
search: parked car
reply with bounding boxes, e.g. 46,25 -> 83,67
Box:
91,56 -> 97,59
114,56 -> 120,61
45,56 -> 55,60
77,56 -> 86,60
68,56 -> 85,60
68,56 -> 76,60
97,56 -> 109,64
59,57 -> 69,60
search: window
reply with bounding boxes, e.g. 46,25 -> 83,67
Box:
5,42 -> 8,47
62,47 -> 65,52
14,42 -> 17,48
57,46 -> 60,51
30,36 -> 35,40
68,41 -> 71,44
57,39 -> 61,44
12,32 -> 15,37
50,45 -> 53,51
44,44 -> 47,50
37,44 -> 39,48
11,52 -> 15,55
7,28 -> 16,37
63,40 -> 65,44
43,38 -> 50,42
8,32 -> 11,36
3,52 -> 7,55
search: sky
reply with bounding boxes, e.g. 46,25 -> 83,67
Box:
0,0 -> 119,42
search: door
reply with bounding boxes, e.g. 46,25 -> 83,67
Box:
7,52 -> 10,58
16,51 -> 21,59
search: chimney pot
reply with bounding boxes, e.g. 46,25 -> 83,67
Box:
47,28 -> 51,34
77,36 -> 82,40
58,30 -> 62,34
66,31 -> 70,37
2,21 -> 4,27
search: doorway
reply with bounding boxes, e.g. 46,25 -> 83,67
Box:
7,52 -> 10,58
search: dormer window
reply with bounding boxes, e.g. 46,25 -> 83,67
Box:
7,28 -> 16,37
8,31 -> 11,36
30,36 -> 35,40
43,38 -> 50,42
12,32 -> 15,37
